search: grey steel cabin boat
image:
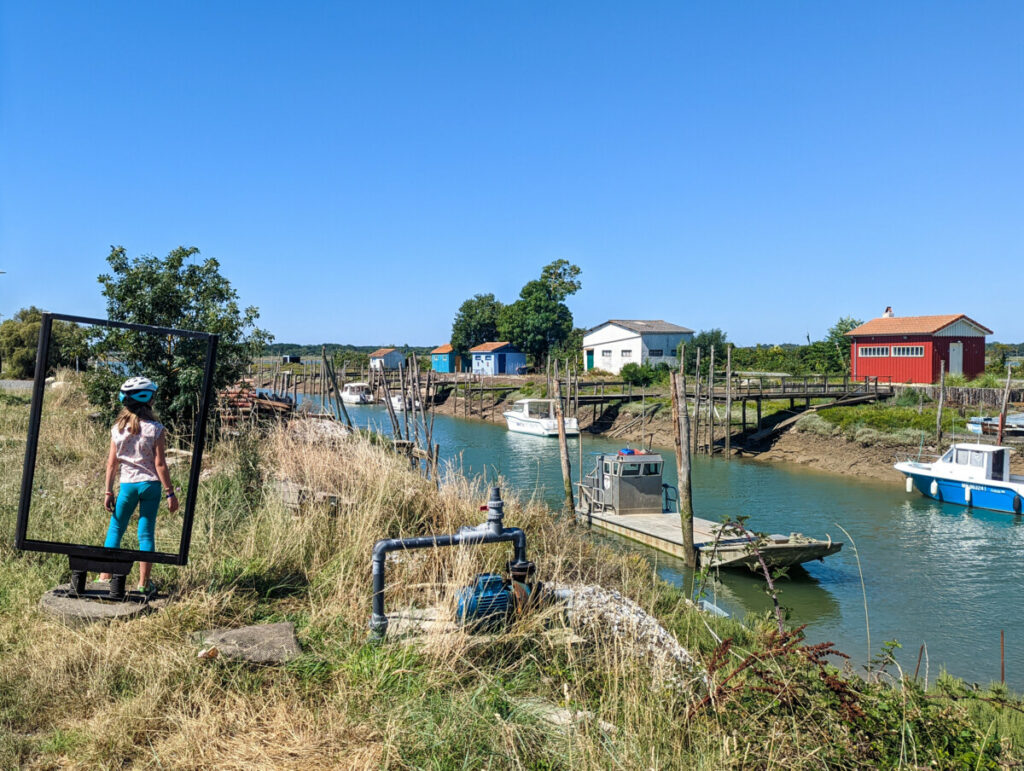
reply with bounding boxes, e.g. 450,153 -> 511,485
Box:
575,450 -> 842,571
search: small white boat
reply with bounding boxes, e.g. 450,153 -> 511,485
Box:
390,394 -> 421,412
341,382 -> 374,405
895,442 -> 1024,514
503,399 -> 579,436
966,413 -> 1024,437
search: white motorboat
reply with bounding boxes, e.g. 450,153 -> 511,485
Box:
390,394 -> 421,412
340,382 -> 374,405
503,399 -> 579,436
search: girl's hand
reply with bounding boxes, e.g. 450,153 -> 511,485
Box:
104,492 -> 115,512
168,494 -> 180,514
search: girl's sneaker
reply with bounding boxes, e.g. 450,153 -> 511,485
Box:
136,581 -> 156,596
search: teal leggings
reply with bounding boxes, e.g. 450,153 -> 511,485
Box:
104,480 -> 161,552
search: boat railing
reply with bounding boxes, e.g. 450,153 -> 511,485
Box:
662,483 -> 678,513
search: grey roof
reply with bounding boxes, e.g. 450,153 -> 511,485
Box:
590,319 -> 695,335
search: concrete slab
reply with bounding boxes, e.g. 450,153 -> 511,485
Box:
39,582 -> 166,625
196,622 -> 301,664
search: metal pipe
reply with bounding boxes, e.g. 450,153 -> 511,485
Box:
370,487 -> 527,638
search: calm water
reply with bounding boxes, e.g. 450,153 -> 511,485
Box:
333,400 -> 1024,689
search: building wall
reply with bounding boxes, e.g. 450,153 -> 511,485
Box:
471,350 -> 526,375
582,325 -> 692,374
849,334 -> 986,383
431,353 -> 457,373
370,351 -> 404,370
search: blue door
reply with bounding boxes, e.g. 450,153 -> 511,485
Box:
497,353 -> 506,373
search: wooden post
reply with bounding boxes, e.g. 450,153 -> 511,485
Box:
323,350 -> 353,429
692,348 -> 702,455
707,346 -> 715,454
725,344 -> 732,457
552,364 -> 575,515
936,360 -> 946,444
997,367 -> 1013,444
671,367 -> 695,567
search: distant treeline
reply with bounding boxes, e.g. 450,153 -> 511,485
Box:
263,343 -> 434,357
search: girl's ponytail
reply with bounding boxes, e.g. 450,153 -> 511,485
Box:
114,400 -> 158,435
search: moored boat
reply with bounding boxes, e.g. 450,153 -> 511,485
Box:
575,450 -> 842,570
966,413 -> 1024,437
503,399 -> 579,436
895,443 -> 1024,514
390,394 -> 421,412
341,382 -> 374,405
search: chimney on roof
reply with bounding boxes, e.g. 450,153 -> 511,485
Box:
883,306 -> 894,318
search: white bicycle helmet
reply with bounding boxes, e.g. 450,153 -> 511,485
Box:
119,376 -> 158,404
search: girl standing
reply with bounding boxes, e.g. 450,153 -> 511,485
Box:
99,376 -> 179,592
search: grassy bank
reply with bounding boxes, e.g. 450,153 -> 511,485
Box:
2,377 -> 1023,768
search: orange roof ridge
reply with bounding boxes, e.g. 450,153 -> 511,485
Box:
369,347 -> 396,357
431,343 -> 454,354
846,314 -> 992,336
469,341 -> 513,352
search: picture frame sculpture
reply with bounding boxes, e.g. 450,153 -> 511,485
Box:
15,312 -> 219,599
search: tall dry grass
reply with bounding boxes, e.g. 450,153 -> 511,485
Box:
0,375 -> 1020,769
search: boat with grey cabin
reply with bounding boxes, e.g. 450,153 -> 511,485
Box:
575,450 -> 843,570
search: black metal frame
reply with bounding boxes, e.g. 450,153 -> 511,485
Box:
14,312 -> 219,568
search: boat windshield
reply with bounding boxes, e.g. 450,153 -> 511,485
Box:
525,402 -> 552,418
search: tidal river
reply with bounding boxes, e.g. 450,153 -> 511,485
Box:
340,402 -> 1023,690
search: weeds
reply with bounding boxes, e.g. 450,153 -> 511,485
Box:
0,376 -> 1021,768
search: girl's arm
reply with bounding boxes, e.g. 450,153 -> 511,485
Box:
153,434 -> 179,513
104,440 -> 118,512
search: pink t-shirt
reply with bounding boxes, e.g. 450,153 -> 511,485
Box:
111,420 -> 165,483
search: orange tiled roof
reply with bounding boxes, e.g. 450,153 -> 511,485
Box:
469,341 -> 512,353
846,314 -> 992,337
369,347 -> 396,358
431,344 -> 454,354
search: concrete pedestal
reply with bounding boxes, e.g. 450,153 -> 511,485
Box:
39,582 -> 167,625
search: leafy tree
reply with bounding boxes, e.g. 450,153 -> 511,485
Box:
498,279 -> 573,362
824,316 -> 862,372
85,246 -> 271,434
680,329 -> 728,374
450,293 -> 503,355
540,259 -> 582,301
0,306 -> 89,378
548,326 -> 585,370
497,261 -> 582,362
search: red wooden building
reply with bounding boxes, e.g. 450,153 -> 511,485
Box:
846,310 -> 992,384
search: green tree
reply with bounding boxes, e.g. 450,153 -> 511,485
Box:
824,315 -> 862,372
620,362 -> 656,387
540,259 -> 582,301
497,261 -> 582,362
450,293 -> 503,355
0,306 -> 89,378
680,329 -> 728,374
86,246 -> 271,434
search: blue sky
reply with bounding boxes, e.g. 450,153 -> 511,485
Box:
1,2 -> 1021,346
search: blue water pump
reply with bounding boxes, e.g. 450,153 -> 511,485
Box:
456,574 -> 512,629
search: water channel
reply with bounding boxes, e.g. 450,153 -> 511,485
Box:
334,401 -> 1023,690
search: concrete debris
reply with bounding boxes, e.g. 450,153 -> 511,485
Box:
195,622 -> 301,664
513,697 -> 618,736
286,417 -> 351,446
553,584 -> 705,688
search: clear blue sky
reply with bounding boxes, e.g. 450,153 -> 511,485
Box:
2,2 -> 1021,346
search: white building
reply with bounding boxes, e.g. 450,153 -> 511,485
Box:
583,320 -> 694,374
369,347 -> 404,370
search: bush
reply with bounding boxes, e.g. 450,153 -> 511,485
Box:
894,388 -> 932,407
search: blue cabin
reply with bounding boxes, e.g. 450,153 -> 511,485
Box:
431,344 -> 462,373
470,342 -> 527,375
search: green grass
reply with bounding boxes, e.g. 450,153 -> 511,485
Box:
0,374 -> 1022,768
